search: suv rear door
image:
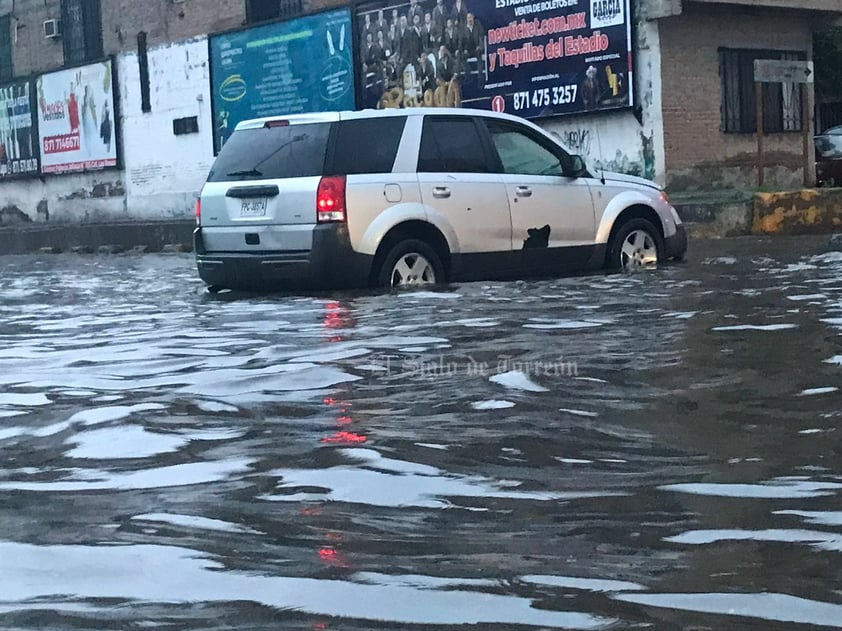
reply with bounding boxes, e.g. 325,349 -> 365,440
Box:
331,115 -> 416,251
416,115 -> 511,255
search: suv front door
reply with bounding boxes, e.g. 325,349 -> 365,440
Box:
482,118 -> 596,268
417,116 -> 511,257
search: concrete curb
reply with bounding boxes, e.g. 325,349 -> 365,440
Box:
676,187 -> 842,239
753,189 -> 842,235
0,220 -> 195,255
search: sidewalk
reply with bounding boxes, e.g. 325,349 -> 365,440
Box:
1,188 -> 841,255
673,187 -> 842,239
0,219 -> 194,255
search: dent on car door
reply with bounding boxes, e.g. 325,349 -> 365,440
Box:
483,120 -> 596,262
416,116 -> 511,254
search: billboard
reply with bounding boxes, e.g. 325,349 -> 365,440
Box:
355,0 -> 632,119
0,79 -> 40,179
210,8 -> 355,152
36,59 -> 118,175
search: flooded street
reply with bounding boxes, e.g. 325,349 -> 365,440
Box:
1,235 -> 841,630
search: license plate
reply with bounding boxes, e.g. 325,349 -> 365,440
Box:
240,199 -> 268,217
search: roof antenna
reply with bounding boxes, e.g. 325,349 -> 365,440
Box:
594,124 -> 606,185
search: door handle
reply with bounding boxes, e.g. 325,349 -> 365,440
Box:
432,186 -> 451,199
515,186 -> 532,198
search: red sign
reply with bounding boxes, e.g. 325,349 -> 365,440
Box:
43,133 -> 81,154
492,95 -> 505,112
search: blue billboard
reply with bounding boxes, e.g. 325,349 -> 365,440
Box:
210,9 -> 355,152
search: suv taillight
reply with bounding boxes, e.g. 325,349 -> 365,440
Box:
195,197 -> 202,226
316,175 -> 347,224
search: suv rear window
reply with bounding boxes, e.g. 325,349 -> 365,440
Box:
418,117 -> 489,173
331,117 -> 406,175
208,122 -> 331,182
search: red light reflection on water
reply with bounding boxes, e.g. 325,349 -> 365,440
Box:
318,547 -> 338,560
318,546 -> 349,568
321,431 -> 367,444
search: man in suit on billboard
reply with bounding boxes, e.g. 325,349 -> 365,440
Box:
401,14 -> 421,70
421,11 -> 440,54
432,0 -> 447,31
408,0 -> 423,27
374,9 -> 388,41
442,18 -> 461,60
451,0 -> 468,27
461,12 -> 484,59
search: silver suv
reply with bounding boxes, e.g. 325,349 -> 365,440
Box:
194,108 -> 686,291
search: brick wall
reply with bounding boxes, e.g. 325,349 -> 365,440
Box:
11,1 -> 64,76
100,0 -> 246,52
10,0 -> 347,78
658,2 -> 813,192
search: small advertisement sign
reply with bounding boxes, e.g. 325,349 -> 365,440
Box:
0,79 -> 40,178
36,59 -> 118,175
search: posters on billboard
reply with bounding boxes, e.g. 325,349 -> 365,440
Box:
355,0 -> 632,119
0,80 -> 40,179
210,9 -> 355,152
36,59 -> 117,175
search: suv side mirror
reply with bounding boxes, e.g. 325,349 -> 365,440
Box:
564,154 -> 588,178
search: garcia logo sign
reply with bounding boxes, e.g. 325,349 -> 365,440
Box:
590,0 -> 625,29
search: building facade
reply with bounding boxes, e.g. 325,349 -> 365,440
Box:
0,0 -> 839,227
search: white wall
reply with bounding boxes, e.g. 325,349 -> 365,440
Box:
537,18 -> 666,185
2,17 -> 667,225
120,37 -> 215,219
1,37 -> 215,224
0,175 -> 127,223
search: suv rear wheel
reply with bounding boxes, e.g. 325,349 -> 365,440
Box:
377,239 -> 444,288
607,218 -> 664,271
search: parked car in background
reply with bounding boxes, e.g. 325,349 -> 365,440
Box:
816,125 -> 842,187
194,108 -> 687,292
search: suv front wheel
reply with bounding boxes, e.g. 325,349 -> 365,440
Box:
607,218 -> 664,272
377,239 -> 445,289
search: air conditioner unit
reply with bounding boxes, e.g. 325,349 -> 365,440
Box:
44,19 -> 62,39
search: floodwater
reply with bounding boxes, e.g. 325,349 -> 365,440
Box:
0,235 -> 841,630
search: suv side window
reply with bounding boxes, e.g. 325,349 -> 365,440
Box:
332,117 -> 407,175
418,117 -> 489,173
485,120 -> 569,177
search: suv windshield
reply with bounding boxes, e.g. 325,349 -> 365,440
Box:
208,123 -> 331,182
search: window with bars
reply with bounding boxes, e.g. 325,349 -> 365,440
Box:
0,15 -> 12,82
720,48 -> 806,134
246,0 -> 305,24
61,0 -> 103,66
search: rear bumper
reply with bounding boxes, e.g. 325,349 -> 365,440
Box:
194,223 -> 373,291
664,224 -> 688,261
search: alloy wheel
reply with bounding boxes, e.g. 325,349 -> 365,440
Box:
390,252 -> 437,287
620,229 -> 658,270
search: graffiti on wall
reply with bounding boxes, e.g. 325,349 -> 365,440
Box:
551,125 -> 653,179
560,128 -> 593,158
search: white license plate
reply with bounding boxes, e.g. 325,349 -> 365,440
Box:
240,199 -> 268,217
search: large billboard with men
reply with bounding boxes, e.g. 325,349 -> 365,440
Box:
355,0 -> 633,119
